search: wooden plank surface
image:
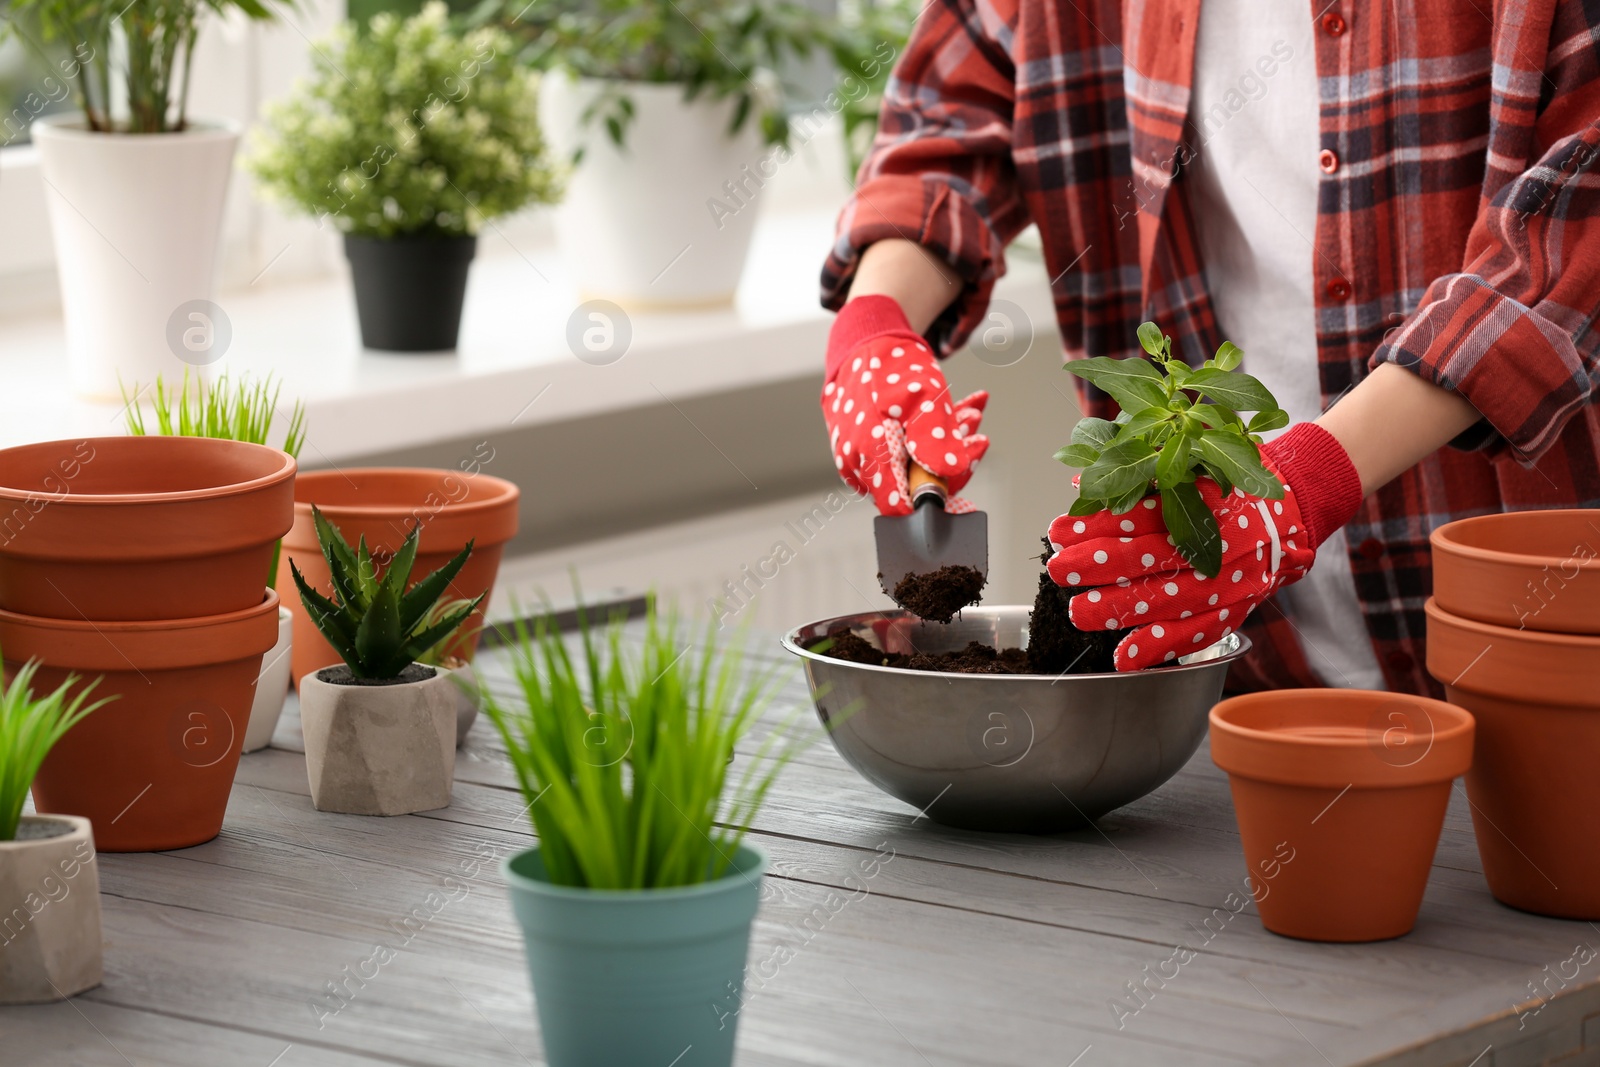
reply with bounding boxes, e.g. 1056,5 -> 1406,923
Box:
3,625 -> 1598,1067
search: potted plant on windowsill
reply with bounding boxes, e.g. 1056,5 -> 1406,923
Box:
4,0 -> 285,398
245,3 -> 560,352
290,507 -> 482,815
485,0 -> 891,307
487,599 -> 802,1067
122,370 -> 307,753
0,660 -> 113,1004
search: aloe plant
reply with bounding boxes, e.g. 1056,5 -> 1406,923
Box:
484,597 -> 805,889
290,506 -> 482,680
0,660 -> 114,841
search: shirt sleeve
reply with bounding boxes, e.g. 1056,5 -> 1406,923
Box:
1370,1 -> 1600,462
819,0 -> 1029,357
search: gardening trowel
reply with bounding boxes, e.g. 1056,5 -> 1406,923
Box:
874,465 -> 988,619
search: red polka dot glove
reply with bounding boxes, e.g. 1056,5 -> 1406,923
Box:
823,295 -> 990,516
1044,422 -> 1364,671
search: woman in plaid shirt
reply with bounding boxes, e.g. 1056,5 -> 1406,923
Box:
818,0 -> 1600,696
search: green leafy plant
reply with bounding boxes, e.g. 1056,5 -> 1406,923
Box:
121,368 -> 307,588
2,0 -> 286,133
244,2 -> 560,238
290,506 -> 482,680
477,0 -> 907,154
483,597 -> 802,889
415,597 -> 480,667
1055,322 -> 1288,578
0,659 -> 113,841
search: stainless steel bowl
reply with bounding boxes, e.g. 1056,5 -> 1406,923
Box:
782,606 -> 1251,833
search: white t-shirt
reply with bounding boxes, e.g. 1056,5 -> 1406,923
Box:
1186,0 -> 1387,690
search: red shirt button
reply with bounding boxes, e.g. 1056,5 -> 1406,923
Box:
1357,537 -> 1384,560
1386,650 -> 1415,674
1319,149 -> 1339,173
1322,12 -> 1347,36
1326,278 -> 1353,301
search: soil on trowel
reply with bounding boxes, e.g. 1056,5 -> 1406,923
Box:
1025,540 -> 1127,675
814,628 -> 1030,674
886,564 -> 987,623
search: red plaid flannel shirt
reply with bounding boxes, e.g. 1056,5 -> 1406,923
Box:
822,0 -> 1600,696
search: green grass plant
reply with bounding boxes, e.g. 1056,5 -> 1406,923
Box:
484,598 -> 804,890
0,660 -> 113,841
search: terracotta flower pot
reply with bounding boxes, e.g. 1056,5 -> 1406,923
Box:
277,468 -> 519,687
299,664 -> 457,816
1425,598 -> 1600,918
2,592 -> 282,852
1431,510 -> 1600,633
0,815 -> 102,1004
0,436 -> 295,621
1210,688 -> 1474,942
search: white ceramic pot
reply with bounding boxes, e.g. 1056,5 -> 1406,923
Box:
299,664 -> 456,816
0,815 -> 102,1004
31,115 -> 240,400
242,606 -> 294,754
440,659 -> 482,747
540,76 -> 766,307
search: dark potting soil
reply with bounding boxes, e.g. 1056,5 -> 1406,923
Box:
886,564 -> 987,623
316,663 -> 438,686
813,540 -> 1132,676
816,628 -> 1031,674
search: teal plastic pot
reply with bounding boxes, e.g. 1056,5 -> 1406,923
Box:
503,844 -> 768,1067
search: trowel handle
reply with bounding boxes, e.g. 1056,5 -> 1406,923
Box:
908,464 -> 947,508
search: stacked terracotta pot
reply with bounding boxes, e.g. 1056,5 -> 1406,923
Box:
1427,510 -> 1600,919
0,437 -> 293,851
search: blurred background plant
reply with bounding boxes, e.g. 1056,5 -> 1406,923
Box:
0,660 -> 111,841
244,1 -> 559,237
471,0 -> 914,163
0,0 -> 286,133
122,368 -> 307,587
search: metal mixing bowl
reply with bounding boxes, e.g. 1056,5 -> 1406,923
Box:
782,606 -> 1251,833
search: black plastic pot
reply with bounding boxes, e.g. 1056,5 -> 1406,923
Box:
344,233 -> 476,352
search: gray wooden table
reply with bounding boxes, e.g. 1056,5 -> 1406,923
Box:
4,625 -> 1598,1067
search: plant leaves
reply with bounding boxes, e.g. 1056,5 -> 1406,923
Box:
1136,321 -> 1164,358
1063,357 -> 1168,413
1068,495 -> 1106,517
354,582 -> 405,679
1155,433 -> 1192,489
1109,482 -> 1151,514
1053,444 -> 1100,467
1189,403 -> 1238,430
399,538 -> 477,634
1247,408 -> 1290,434
1117,407 -> 1175,440
1195,432 -> 1284,499
1162,482 -> 1223,577
1071,417 -> 1119,450
1079,437 -> 1160,500
1181,368 -> 1277,412
1214,341 -> 1244,372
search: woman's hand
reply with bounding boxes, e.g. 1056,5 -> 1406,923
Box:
823,295 -> 989,515
1045,423 -> 1364,670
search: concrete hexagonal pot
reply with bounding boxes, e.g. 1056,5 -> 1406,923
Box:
299,664 -> 456,816
0,815 -> 102,1004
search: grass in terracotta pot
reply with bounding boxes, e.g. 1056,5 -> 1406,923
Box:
245,2 -> 561,352
291,507 -> 482,815
487,598 -> 806,1067
0,660 -> 112,1003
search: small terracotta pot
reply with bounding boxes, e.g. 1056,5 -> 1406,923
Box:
1426,598 -> 1600,917
0,437 -> 295,620
276,467 -> 519,687
242,604 -> 294,753
0,815 -> 102,1004
1431,510 -> 1600,633
3,591 -> 282,852
1211,688 -> 1474,942
299,665 -> 457,816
